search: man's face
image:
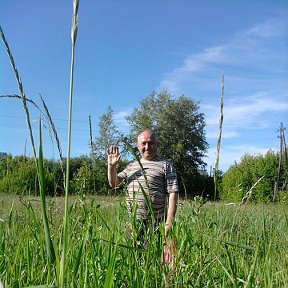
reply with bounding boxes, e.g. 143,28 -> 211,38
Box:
137,131 -> 158,160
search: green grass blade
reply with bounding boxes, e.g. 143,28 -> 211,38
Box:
38,119 -> 56,264
224,243 -> 237,285
25,285 -> 58,288
0,26 -> 37,161
39,94 -> 64,175
28,202 -> 41,231
72,220 -> 90,280
103,241 -> 117,288
219,240 -> 255,252
95,207 -> 111,232
8,201 -> 14,229
59,1 -> 79,285
244,244 -> 259,288
215,254 -> 235,285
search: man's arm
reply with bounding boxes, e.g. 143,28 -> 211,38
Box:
165,192 -> 178,237
108,164 -> 121,188
107,145 -> 122,188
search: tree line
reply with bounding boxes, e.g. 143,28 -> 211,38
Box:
1,90 -> 287,202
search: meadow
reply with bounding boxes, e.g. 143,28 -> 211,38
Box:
1,1 -> 287,286
0,193 -> 287,287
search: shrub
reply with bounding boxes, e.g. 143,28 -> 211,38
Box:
220,150 -> 286,203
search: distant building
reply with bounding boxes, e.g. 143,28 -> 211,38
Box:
0,152 -> 8,159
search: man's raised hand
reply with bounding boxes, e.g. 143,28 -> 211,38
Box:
107,145 -> 121,167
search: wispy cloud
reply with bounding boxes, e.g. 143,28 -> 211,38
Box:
114,110 -> 131,133
203,92 -> 288,131
160,15 -> 288,133
160,45 -> 227,90
159,15 -> 288,171
244,17 -> 288,38
160,16 -> 288,93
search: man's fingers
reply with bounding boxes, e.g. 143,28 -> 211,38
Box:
107,145 -> 119,155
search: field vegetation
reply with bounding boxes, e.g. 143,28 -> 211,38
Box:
1,0 -> 288,286
0,151 -> 287,203
1,194 -> 288,287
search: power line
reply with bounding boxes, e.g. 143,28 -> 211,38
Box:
0,113 -> 285,127
0,113 -> 88,123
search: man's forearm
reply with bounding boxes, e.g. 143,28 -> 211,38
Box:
165,192 -> 178,225
108,165 -> 120,188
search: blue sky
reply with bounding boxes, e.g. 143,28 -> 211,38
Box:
1,0 -> 287,171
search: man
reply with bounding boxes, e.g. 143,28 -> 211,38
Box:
107,130 -> 178,237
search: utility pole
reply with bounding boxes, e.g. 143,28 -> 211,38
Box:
273,123 -> 287,201
282,124 -> 288,192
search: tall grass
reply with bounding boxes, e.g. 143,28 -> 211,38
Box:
39,94 -> 64,175
0,23 -> 56,284
59,0 -> 79,286
0,93 -> 64,171
89,115 -> 95,156
38,119 -> 56,266
1,195 -> 287,286
0,27 -> 37,161
213,73 -> 224,201
1,0 -> 79,286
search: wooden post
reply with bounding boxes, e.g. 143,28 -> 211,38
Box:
273,123 -> 285,200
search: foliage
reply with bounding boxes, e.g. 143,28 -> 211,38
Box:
0,155 -> 128,196
0,155 -> 38,195
1,195 -> 287,287
220,150 -> 287,202
126,90 -> 209,197
0,155 -> 67,197
70,157 -> 96,195
70,157 -> 121,195
92,106 -> 121,159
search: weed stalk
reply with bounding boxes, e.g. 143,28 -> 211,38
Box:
59,0 -> 80,286
214,73 -> 224,202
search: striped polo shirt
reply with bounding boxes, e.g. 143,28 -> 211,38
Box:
118,155 -> 179,222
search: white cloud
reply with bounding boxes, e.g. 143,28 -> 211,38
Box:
113,110 -> 131,133
206,129 -> 239,140
114,110 -> 130,123
160,46 -> 227,92
203,93 -> 288,131
160,15 -> 288,171
160,16 -> 288,94
245,17 -> 288,38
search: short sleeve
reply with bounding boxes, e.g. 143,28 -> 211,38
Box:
117,161 -> 134,183
165,162 -> 179,194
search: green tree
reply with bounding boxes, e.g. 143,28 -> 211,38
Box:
126,90 -> 208,196
93,106 -> 120,159
90,107 -> 124,194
